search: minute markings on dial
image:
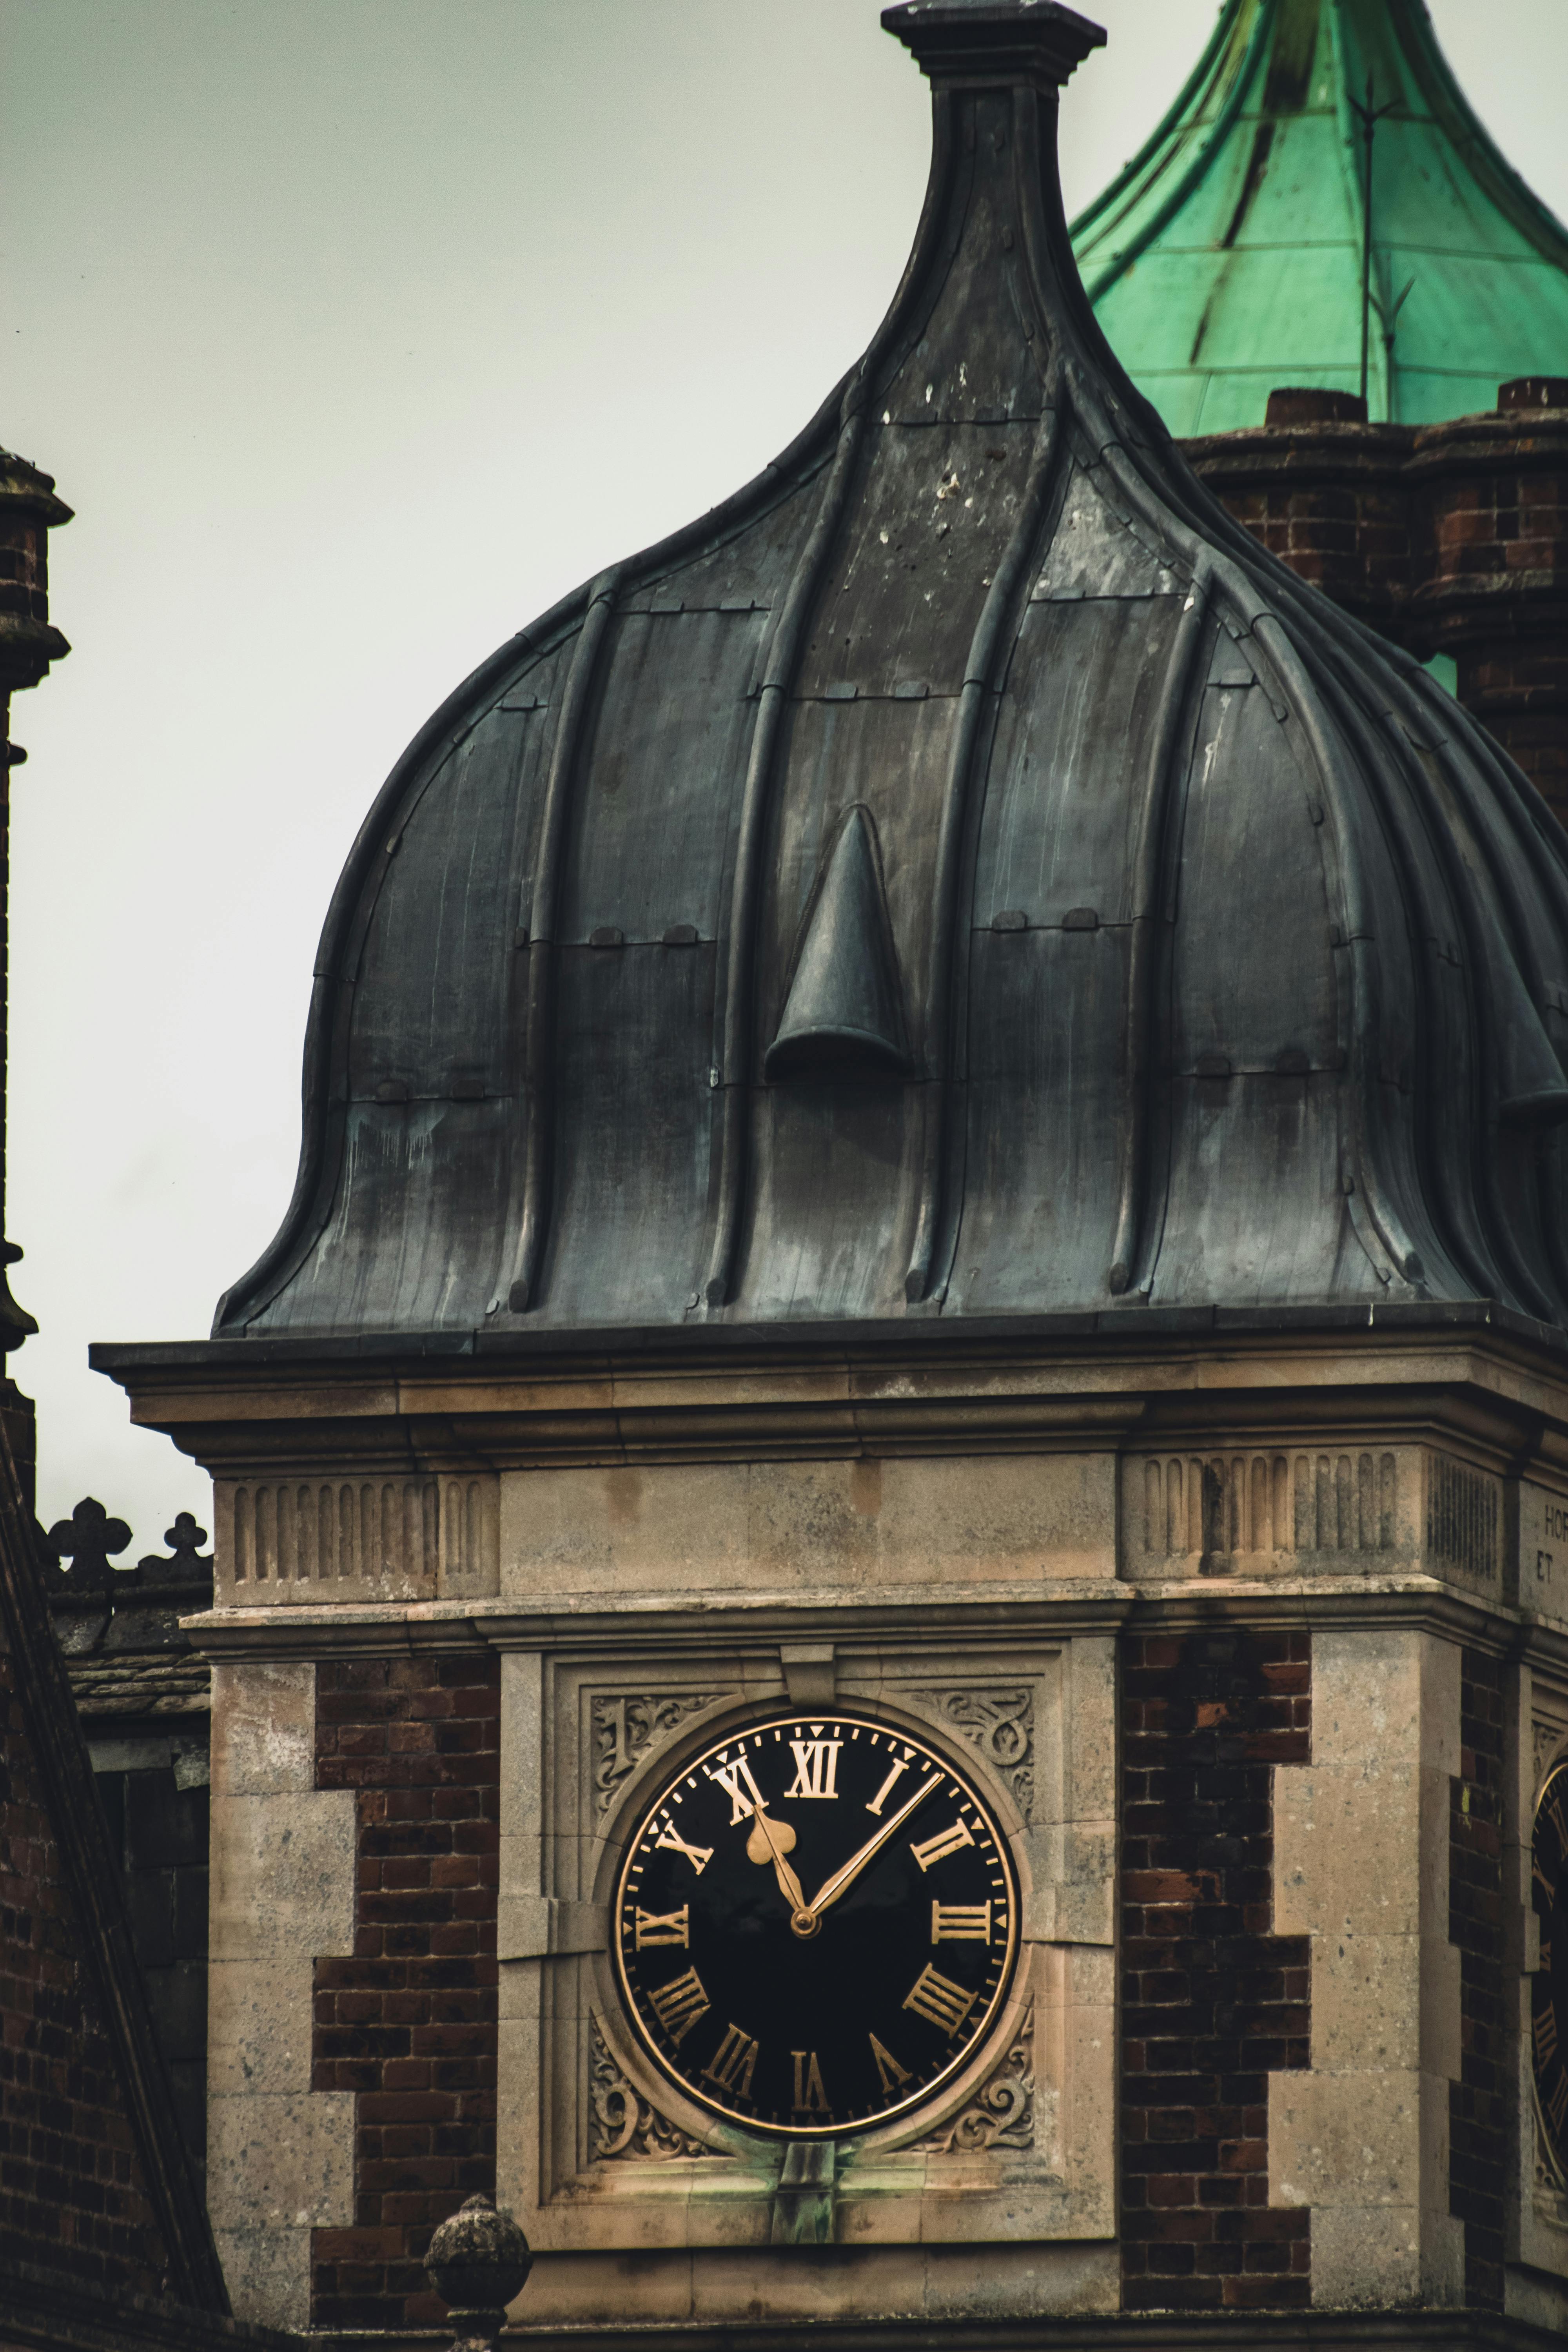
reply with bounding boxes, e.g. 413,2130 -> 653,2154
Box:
1531,1761 -> 1568,2180
613,1711 -> 1018,2137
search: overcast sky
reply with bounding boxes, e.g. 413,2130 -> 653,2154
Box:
5,0 -> 1567,1553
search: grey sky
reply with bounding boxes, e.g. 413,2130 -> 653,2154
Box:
5,0 -> 1566,1549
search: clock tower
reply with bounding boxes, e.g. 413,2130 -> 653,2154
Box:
97,2 -> 1568,2345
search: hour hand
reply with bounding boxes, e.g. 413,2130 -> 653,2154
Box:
744,1804 -> 809,1918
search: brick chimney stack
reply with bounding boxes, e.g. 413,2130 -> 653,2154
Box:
1183,382 -> 1568,830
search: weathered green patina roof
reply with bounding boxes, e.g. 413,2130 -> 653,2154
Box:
1071,0 -> 1568,433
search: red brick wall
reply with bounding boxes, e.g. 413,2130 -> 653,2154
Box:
1120,1627 -> 1311,2311
1450,1648 -> 1506,2310
1183,390 -> 1568,829
0,1650 -> 168,2294
309,1655 -> 500,2332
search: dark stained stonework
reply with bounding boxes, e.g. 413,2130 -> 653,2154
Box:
1120,1628 -> 1311,2311
0,1404 -> 226,2319
1451,1650 -> 1507,2310
310,1656 -> 501,2332
44,1511 -> 216,2189
1,1645 -> 166,2294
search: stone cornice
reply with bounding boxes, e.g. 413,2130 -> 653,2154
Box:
179,1573 -> 1568,1667
91,1313 -> 1568,1476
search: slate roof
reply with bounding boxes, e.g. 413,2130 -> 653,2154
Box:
215,0 -> 1568,1343
1071,0 -> 1568,432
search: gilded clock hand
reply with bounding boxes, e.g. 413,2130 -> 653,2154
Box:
804,1772 -> 941,1922
743,1801 -> 811,1921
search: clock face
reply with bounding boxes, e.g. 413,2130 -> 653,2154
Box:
612,1711 -> 1020,2137
1534,1761 -> 1568,2173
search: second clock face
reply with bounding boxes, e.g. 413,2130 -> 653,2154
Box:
612,1711 -> 1019,2137
1534,1760 -> 1568,2175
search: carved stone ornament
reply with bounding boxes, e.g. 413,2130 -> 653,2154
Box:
1536,1718 -> 1568,1793
589,2017 -> 714,2161
592,1693 -> 719,1815
915,1688 -> 1034,1817
915,2005 -> 1034,2154
1535,2104 -> 1568,2204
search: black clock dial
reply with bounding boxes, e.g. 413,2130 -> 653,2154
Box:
612,1712 -> 1020,2137
1534,1761 -> 1568,2173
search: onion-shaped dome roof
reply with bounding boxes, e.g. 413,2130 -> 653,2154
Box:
1071,0 -> 1568,434
217,0 -> 1568,1344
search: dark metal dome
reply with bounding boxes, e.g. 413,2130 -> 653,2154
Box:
216,0 -> 1568,1343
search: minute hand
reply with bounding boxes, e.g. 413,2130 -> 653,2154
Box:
805,1773 -> 941,1920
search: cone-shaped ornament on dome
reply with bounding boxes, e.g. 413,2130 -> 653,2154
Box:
765,806 -> 910,1082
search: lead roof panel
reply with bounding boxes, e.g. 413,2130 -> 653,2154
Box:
216,0 -> 1568,1345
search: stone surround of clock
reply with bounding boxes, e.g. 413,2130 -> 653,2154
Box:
502,1633 -> 1115,2288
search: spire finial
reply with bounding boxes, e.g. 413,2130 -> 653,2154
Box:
883,0 -> 1105,89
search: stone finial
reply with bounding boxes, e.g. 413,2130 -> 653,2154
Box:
424,2193 -> 532,2352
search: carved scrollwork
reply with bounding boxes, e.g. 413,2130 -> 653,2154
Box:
592,1692 -> 719,1814
589,2017 -> 713,2160
915,1687 -> 1034,1817
915,2006 -> 1033,2153
1535,1718 -> 1568,1793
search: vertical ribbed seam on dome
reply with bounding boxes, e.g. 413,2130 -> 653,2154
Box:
1210,511 -> 1550,1310
1273,590 -> 1567,1319
1068,361 -> 1430,1294
699,87 -> 969,1313
698,390 -> 869,1311
1119,350 -> 1568,1318
1444,711 -> 1568,1311
1296,661 -> 1502,1299
1108,562 -> 1214,1299
504,567 -> 621,1314
905,399 -> 1066,1307
1078,0 -> 1273,310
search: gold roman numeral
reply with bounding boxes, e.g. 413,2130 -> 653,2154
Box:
703,2022 -> 759,2097
634,1906 -> 690,1949
932,1900 -> 992,1944
1549,2068 -> 1568,2136
1549,1794 -> 1568,1860
903,1963 -> 978,2037
786,1737 -> 843,1800
791,2050 -> 829,2112
654,1824 -> 713,1876
910,1816 -> 976,1873
708,1755 -> 768,1826
1538,2003 -> 1560,2068
648,1967 -> 710,2044
869,2033 -> 910,2094
866,1759 -> 909,1817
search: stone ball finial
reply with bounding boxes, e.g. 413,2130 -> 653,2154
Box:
424,2193 -> 532,2352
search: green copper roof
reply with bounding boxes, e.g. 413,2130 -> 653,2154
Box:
1071,0 -> 1568,433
